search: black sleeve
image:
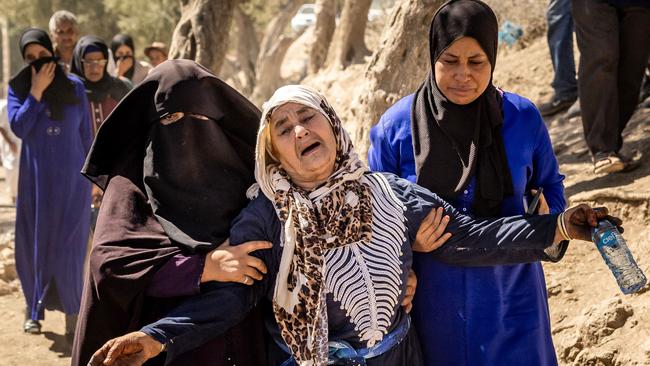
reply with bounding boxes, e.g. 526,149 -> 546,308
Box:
141,195 -> 280,363
386,173 -> 567,266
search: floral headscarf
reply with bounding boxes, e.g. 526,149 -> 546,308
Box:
252,85 -> 373,364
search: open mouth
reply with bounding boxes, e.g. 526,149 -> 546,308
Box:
301,142 -> 320,156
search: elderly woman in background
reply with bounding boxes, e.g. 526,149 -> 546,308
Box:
369,1 -> 567,364
70,35 -> 130,222
88,85 -> 617,366
7,28 -> 91,340
109,34 -> 152,86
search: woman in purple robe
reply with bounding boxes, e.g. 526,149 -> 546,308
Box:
7,28 -> 92,338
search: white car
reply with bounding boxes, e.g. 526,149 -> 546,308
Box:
291,4 -> 317,32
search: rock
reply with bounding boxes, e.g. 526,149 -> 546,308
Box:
0,247 -> 12,260
0,279 -> 13,296
577,298 -> 633,347
0,261 -> 17,282
572,347 -> 618,366
548,282 -> 563,297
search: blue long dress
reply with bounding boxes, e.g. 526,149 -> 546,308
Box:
368,92 -> 566,366
8,75 -> 92,320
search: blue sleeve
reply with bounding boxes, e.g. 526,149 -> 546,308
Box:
7,86 -> 45,139
386,174 -> 567,265
530,108 -> 566,214
368,96 -> 417,182
76,82 -> 93,154
140,196 -> 277,363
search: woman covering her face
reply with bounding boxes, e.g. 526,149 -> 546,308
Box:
71,59 -> 268,366
368,1 -> 566,364
7,28 -> 92,338
88,85 -> 615,366
109,34 -> 152,86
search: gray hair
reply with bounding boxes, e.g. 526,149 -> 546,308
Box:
48,10 -> 78,33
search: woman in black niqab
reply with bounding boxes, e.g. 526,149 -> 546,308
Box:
72,59 -> 266,366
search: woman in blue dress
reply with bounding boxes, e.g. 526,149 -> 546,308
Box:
85,85 -> 615,366
7,28 -> 92,337
368,1 -> 565,365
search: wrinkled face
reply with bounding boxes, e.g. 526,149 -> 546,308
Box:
52,21 -> 78,51
147,49 -> 167,67
434,36 -> 491,105
82,51 -> 107,82
24,43 -> 53,63
269,102 -> 337,189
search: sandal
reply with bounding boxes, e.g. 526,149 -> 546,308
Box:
593,152 -> 640,174
23,319 -> 42,334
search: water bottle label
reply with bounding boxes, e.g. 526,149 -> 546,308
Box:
600,231 -> 618,247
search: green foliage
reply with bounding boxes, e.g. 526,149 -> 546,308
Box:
0,0 -> 179,79
103,0 -> 180,56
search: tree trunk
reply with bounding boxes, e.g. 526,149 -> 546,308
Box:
325,0 -> 372,70
350,0 -> 443,159
168,0 -> 236,75
251,0 -> 304,105
251,35 -> 299,105
232,5 -> 259,95
308,0 -> 336,74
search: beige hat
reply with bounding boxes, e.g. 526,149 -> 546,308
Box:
144,41 -> 168,57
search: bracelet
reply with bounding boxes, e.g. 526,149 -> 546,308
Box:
160,342 -> 167,353
557,212 -> 572,241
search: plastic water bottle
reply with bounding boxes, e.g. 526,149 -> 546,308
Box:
592,220 -> 647,294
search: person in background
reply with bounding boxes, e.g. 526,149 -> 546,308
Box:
0,99 -> 20,203
7,28 -> 91,345
70,35 -> 130,227
537,0 -> 578,117
110,34 -> 152,86
369,1 -> 566,364
48,10 -> 80,73
144,42 -> 168,67
572,0 -> 649,174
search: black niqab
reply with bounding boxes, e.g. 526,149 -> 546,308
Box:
8,28 -> 78,121
71,35 -> 129,103
411,0 -> 513,217
110,33 -> 136,80
83,58 -> 260,251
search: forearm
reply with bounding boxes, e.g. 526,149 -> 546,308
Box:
8,94 -> 44,139
446,213 -> 559,250
140,282 -> 262,362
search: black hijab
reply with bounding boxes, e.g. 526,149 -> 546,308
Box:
8,28 -> 78,121
83,58 -> 260,251
411,0 -> 513,217
71,35 -> 130,103
110,33 -> 136,80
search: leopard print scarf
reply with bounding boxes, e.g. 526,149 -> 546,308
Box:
253,85 -> 373,364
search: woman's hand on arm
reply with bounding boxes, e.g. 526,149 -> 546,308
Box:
554,204 -> 623,243
88,331 -> 162,366
200,239 -> 273,285
413,207 -> 452,252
